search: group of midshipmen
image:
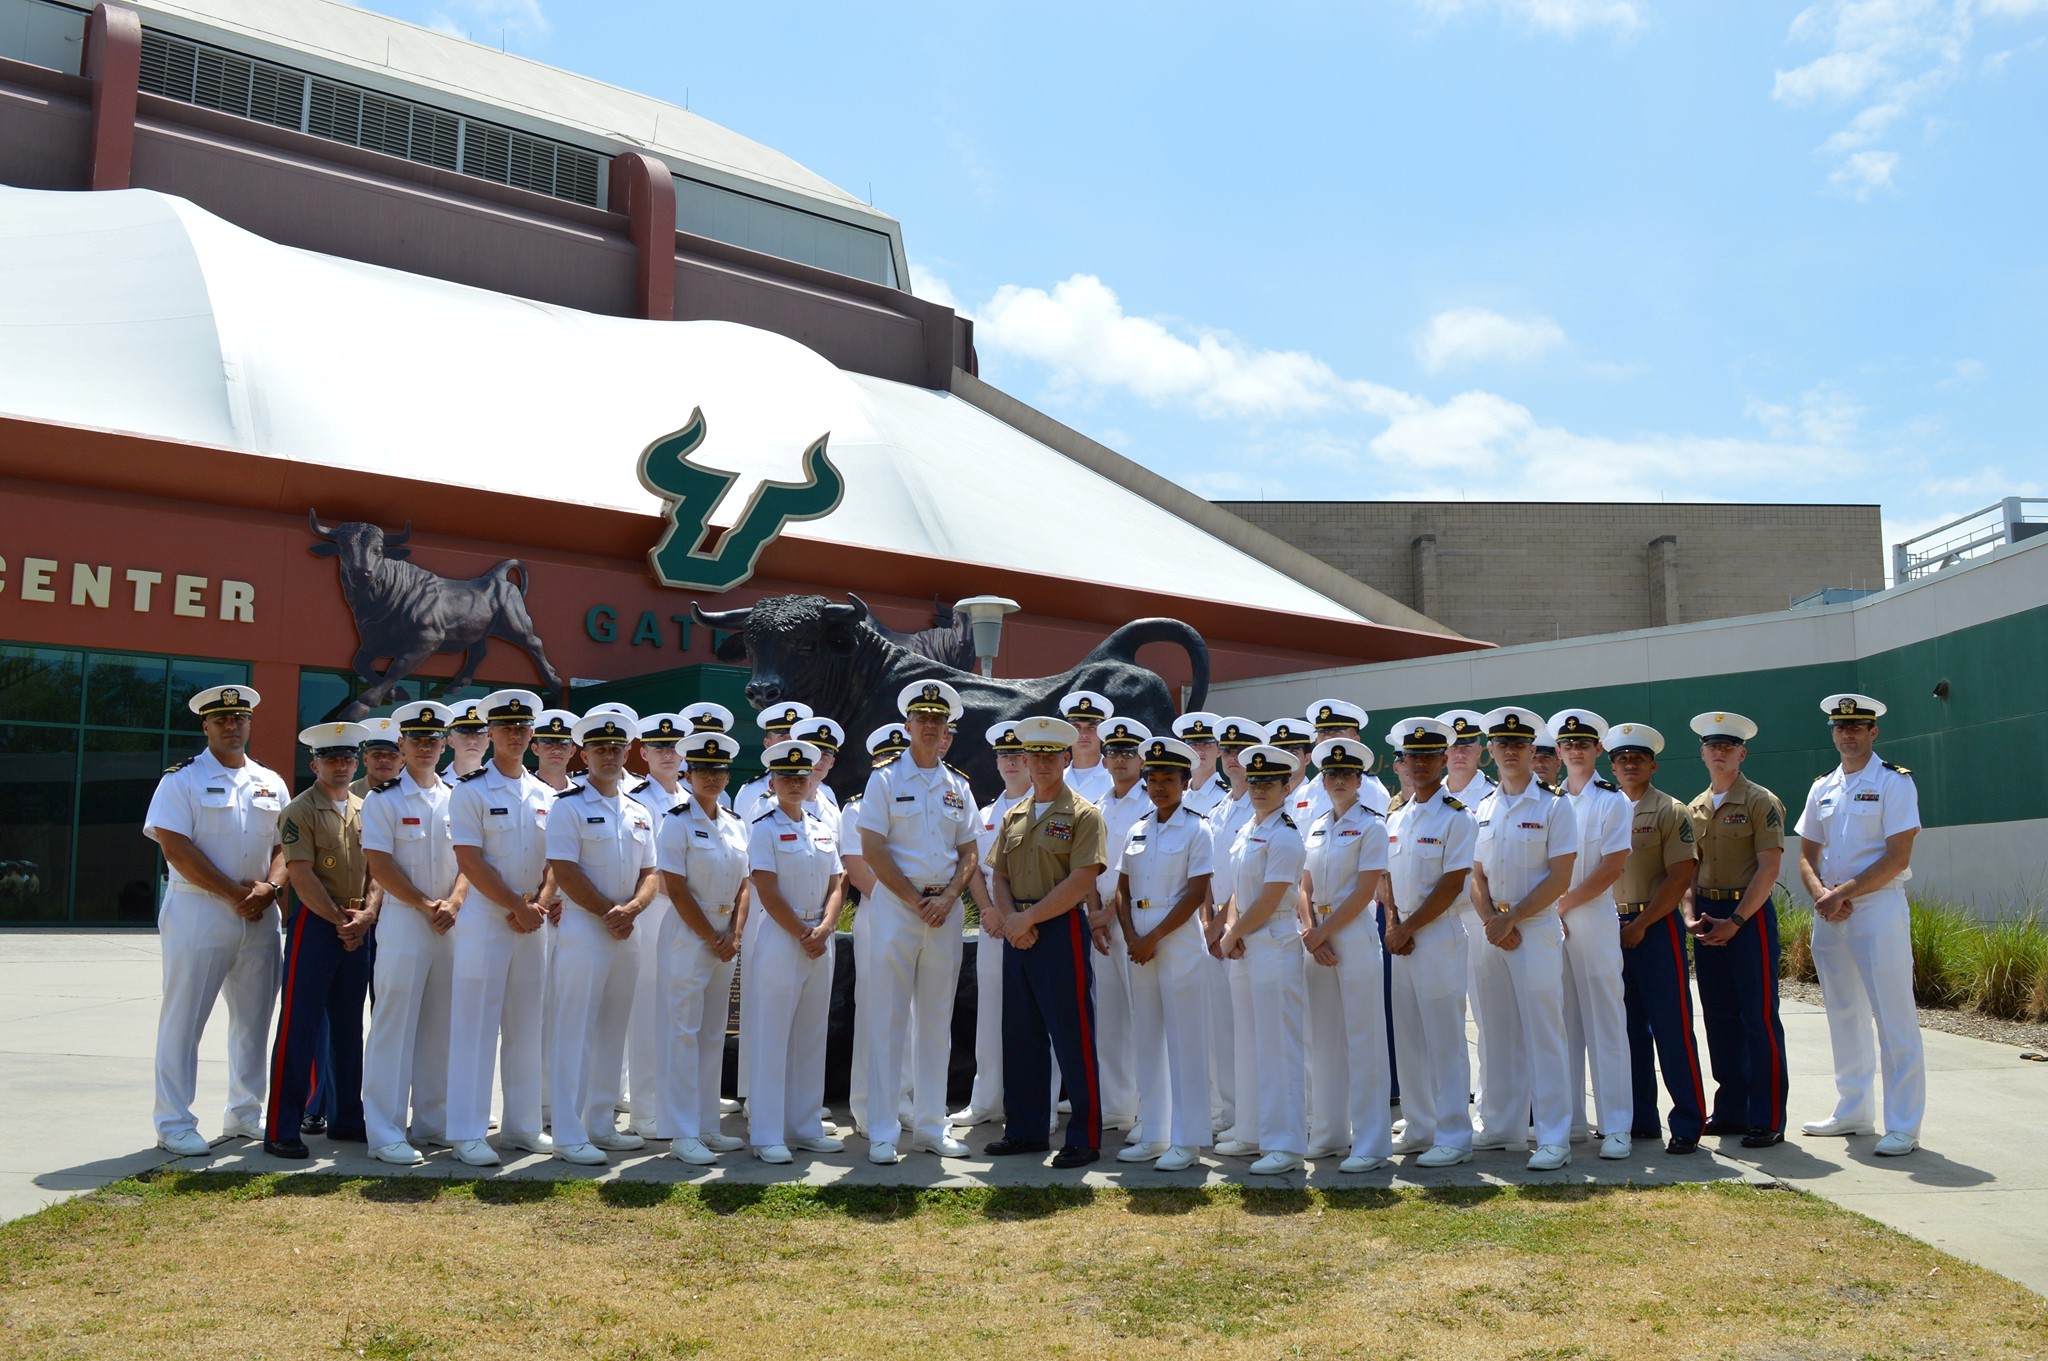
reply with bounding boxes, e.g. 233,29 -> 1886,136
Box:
146,678 -> 1927,1173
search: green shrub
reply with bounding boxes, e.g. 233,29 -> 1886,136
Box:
1778,901 -> 1818,984
1965,916 -> 2048,1021
1906,899 -> 1978,1010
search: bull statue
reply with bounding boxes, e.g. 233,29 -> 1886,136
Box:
309,510 -> 563,720
711,593 -> 975,671
692,593 -> 1210,802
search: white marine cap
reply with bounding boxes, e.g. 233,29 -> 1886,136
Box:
393,700 -> 456,736
190,683 -> 260,716
299,721 -> 370,753
359,715 -> 401,749
1438,709 -> 1486,743
1690,711 -> 1759,744
681,701 -> 735,733
1310,736 -> 1372,774
1481,706 -> 1544,740
791,716 -> 844,753
1263,716 -> 1315,749
758,700 -> 813,734
1140,736 -> 1197,771
1216,717 -> 1266,751
1547,709 -> 1609,742
481,689 -> 544,724
573,711 -> 637,746
867,723 -> 912,758
681,730 -> 739,766
1014,716 -> 1080,751
1172,711 -> 1223,742
584,701 -> 640,727
638,713 -> 688,745
532,709 -> 577,741
1307,697 -> 1368,732
1387,717 -> 1453,753
1822,693 -> 1886,722
763,739 -> 822,774
1099,717 -> 1152,749
1058,690 -> 1114,723
1239,745 -> 1300,780
446,701 -> 489,732
1603,722 -> 1665,756
898,678 -> 965,721
985,720 -> 1026,753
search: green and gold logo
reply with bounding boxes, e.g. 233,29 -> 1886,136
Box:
637,409 -> 846,592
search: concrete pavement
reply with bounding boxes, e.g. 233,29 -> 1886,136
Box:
5,929 -> 2045,1296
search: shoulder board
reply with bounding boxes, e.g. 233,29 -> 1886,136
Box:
457,767 -> 488,783
1443,796 -> 1466,812
751,809 -> 777,824
371,777 -> 402,793
162,755 -> 196,774
560,782 -> 584,797
1593,778 -> 1619,793
944,762 -> 968,778
629,778 -> 651,794
1280,813 -> 1296,829
1541,781 -> 1562,796
665,802 -> 690,816
1882,760 -> 1912,775
1812,772 -> 1827,783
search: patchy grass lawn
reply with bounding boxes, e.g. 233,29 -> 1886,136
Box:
2,1175 -> 2041,1359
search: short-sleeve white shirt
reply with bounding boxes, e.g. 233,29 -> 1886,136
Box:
1303,801 -> 1389,923
360,767 -> 459,900
1563,779 -> 1635,906
656,797 -> 750,915
144,747 -> 287,889
1230,808 -> 1307,916
1474,781 -> 1577,909
1116,803 -> 1215,911
748,804 -> 843,922
1796,755 -> 1921,886
1386,786 -> 1477,915
545,783 -> 656,905
448,763 -> 555,902
856,757 -> 976,886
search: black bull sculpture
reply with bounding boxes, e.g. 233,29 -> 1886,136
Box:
692,594 -> 1210,803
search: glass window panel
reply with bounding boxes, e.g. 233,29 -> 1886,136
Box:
85,652 -> 169,730
298,669 -> 358,729
73,730 -> 166,924
165,658 -> 251,735
0,724 -> 77,923
0,645 -> 83,725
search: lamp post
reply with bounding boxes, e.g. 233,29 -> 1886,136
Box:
954,595 -> 1020,678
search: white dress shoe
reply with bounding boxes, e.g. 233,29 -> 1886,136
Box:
1874,1132 -> 1918,1156
701,1132 -> 745,1153
1057,1099 -> 1072,1114
1391,1136 -> 1433,1155
1154,1146 -> 1198,1172
1212,1139 -> 1258,1158
555,1142 -> 607,1166
412,1131 -> 452,1150
1305,1145 -> 1348,1161
792,1135 -> 844,1153
1471,1137 -> 1528,1152
911,1134 -> 969,1157
868,1141 -> 900,1164
370,1141 -> 425,1167
1249,1152 -> 1302,1175
719,1097 -> 743,1114
1802,1117 -> 1876,1137
1124,1123 -> 1148,1145
1415,1145 -> 1473,1168
1526,1144 -> 1571,1171
499,1130 -> 554,1155
1117,1142 -> 1170,1163
1598,1133 -> 1631,1160
756,1143 -> 793,1164
157,1129 -> 212,1157
222,1120 -> 264,1141
669,1138 -> 716,1165
949,1106 -> 999,1127
453,1139 -> 501,1167
591,1131 -> 645,1152
1340,1155 -> 1388,1173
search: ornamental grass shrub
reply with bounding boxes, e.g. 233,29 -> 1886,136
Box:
1965,915 -> 2048,1021
1906,899 -> 1979,1010
1777,901 -> 1818,984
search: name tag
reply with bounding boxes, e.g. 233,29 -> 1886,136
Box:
895,794 -> 916,803
1130,834 -> 1147,845
586,816 -> 606,825
206,787 -> 225,795
693,828 -> 709,840
489,807 -> 509,815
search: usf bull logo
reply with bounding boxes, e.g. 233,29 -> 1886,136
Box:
636,408 -> 845,592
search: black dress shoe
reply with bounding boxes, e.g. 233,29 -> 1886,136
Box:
1050,1146 -> 1101,1169
1701,1119 -> 1746,1136
1740,1130 -> 1784,1148
300,1115 -> 328,1136
985,1136 -> 1051,1156
1665,1136 -> 1701,1155
264,1138 -> 311,1160
327,1127 -> 368,1144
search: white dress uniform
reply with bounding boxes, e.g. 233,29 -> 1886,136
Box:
1469,777 -> 1578,1151
1386,784 -> 1478,1153
1559,776 -> 1636,1141
446,761 -> 555,1145
544,781 -> 657,1148
1066,762 -> 1113,809
1183,773 -> 1229,821
144,745 -> 286,1141
1230,806 -> 1309,1157
1093,779 -> 1152,1127
965,789 -> 1027,1119
1796,749 -> 1925,1141
655,796 -> 750,1144
1119,803 -> 1216,1149
855,755 -> 978,1149
360,767 -> 460,1149
744,803 -> 842,1149
845,792 -> 910,1131
735,775 -> 838,824
1303,800 -> 1394,1161
1209,790 -> 1257,1138
625,772 -> 687,1135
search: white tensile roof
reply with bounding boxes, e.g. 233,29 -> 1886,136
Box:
0,188 -> 1371,625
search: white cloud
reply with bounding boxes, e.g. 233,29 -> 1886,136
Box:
1744,382 -> 1865,445
1982,0 -> 2048,15
1828,148 -> 1902,197
908,263 -> 963,314
1415,307 -> 1569,373
425,0 -> 548,46
1936,357 -> 1985,390
1413,0 -> 1645,36
947,133 -> 999,207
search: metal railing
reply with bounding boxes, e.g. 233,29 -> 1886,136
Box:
1893,497 -> 2048,583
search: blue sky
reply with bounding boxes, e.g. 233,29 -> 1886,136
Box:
366,0 -> 2046,575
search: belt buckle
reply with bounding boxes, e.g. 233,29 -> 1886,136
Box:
1136,899 -> 1150,909
1492,900 -> 1512,915
1313,903 -> 1332,919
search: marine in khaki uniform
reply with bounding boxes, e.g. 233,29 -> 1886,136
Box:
1684,712 -> 1789,1148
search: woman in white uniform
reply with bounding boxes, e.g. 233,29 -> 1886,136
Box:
1214,744 -> 1310,1175
1301,737 -> 1394,1172
742,739 -> 847,1164
1114,737 -> 1214,1171
652,730 -> 750,1163
624,713 -> 689,1138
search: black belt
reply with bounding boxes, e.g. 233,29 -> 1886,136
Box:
1697,888 -> 1744,902
1616,901 -> 1649,918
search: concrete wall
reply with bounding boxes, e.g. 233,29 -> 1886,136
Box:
1217,500 -> 1885,647
1214,532 -> 2048,919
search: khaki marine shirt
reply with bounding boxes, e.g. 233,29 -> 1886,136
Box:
1686,775 -> 1784,893
991,784 -> 1107,905
1615,785 -> 1696,905
280,785 -> 368,908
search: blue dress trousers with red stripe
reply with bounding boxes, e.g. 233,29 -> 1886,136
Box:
1690,899 -> 1787,1135
1001,907 -> 1101,1152
1621,911 -> 1707,1141
265,904 -> 373,1142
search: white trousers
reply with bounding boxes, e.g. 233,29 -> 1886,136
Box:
1811,887 -> 1925,1139
741,913 -> 833,1148
1205,950 -> 1238,1134
966,926 -> 1005,1115
546,906 -> 636,1147
859,889 -> 963,1147
848,900 -> 911,1127
1093,911 -> 1138,1123
445,899 -> 544,1142
363,903 -> 454,1149
624,892 -> 667,1134
1470,912 -> 1572,1148
1560,903 -> 1633,1136
1389,916 -> 1472,1150
1242,922 -> 1307,1155
1225,955 -> 1259,1142
1126,914 -> 1213,1148
154,887 -> 280,1138
656,906 -> 737,1141
538,917 -> 556,1117
1306,918 -> 1393,1159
